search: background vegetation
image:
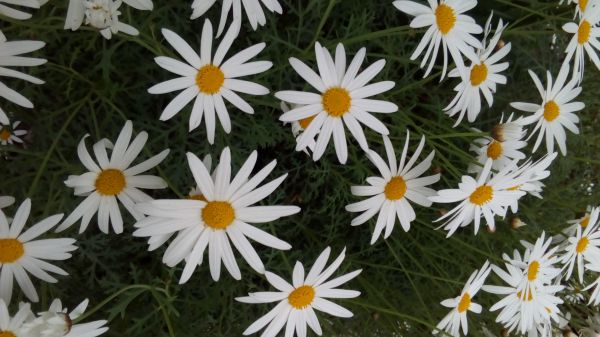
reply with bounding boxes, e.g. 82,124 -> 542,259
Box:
0,0 -> 598,336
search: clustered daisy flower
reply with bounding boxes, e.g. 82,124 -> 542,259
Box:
190,0 -> 282,35
149,20 -> 271,144
0,118 -> 27,146
277,42 -> 398,164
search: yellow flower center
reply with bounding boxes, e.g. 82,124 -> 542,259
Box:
0,239 -> 24,263
288,285 -> 315,309
457,293 -> 471,313
469,185 -> 493,206
576,236 -> 589,254
435,4 -> 456,35
517,291 -> 533,302
322,87 -> 351,117
486,141 -> 503,160
581,215 -> 590,228
578,20 -> 591,45
384,176 -> 407,200
95,169 -> 126,196
580,0 -> 589,11
543,100 -> 560,122
0,331 -> 17,337
528,261 -> 540,281
298,115 -> 316,129
202,201 -> 235,230
470,63 -> 488,86
196,64 -> 225,94
0,129 -> 10,141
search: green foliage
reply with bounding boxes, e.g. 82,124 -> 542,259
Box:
0,0 -> 599,336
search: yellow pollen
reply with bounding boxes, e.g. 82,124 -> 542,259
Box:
0,239 -> 24,263
469,185 -> 493,206
486,141 -> 503,160
298,115 -> 316,129
0,129 -> 10,141
581,215 -> 590,228
576,236 -> 589,254
196,64 -> 225,94
95,169 -> 126,196
517,291 -> 533,302
188,194 -> 207,202
202,201 -> 235,230
580,0 -> 589,11
288,285 -> 315,309
322,87 -> 351,117
507,185 -> 522,191
457,293 -> 471,313
543,100 -> 560,122
578,20 -> 591,45
528,261 -> 540,281
470,63 -> 488,86
384,176 -> 407,200
435,4 -> 456,35
0,331 -> 17,337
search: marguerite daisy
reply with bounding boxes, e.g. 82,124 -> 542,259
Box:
21,298 -> 108,337
64,0 -> 147,39
281,102 -> 316,155
445,14 -> 511,125
429,159 -> 526,237
505,152 -> 558,213
0,199 -> 77,304
392,0 -> 482,79
483,241 -> 564,335
0,31 -> 46,125
468,115 -> 527,173
435,261 -> 491,337
559,206 -> 600,283
148,20 -> 272,144
0,299 -> 32,336
133,148 -> 300,283
563,1 -> 600,83
277,42 -> 398,164
512,233 -> 561,298
511,63 -> 583,155
562,205 -> 593,238
236,247 -> 361,337
58,120 -> 170,234
190,0 -> 282,36
0,0 -> 46,20
0,119 -> 27,146
345,133 -> 439,244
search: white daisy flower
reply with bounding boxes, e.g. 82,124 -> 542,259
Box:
0,199 -> 77,304
483,248 -> 564,335
468,115 -> 527,174
58,120 -> 170,234
505,152 -> 558,213
562,1 -> 600,83
281,102 -> 316,155
0,299 -> 32,336
435,261 -> 491,337
133,148 -> 300,283
429,159 -> 526,237
345,133 -> 439,244
20,298 -> 108,337
511,233 -> 561,298
64,0 -> 146,40
277,42 -> 398,164
445,13 -> 512,125
0,0 -> 46,20
190,0 -> 282,36
559,206 -> 600,283
236,247 -> 361,337
562,205 -> 593,239
511,63 -> 583,156
0,119 -> 27,145
392,0 -> 483,79
0,31 -> 46,125
148,20 -> 271,144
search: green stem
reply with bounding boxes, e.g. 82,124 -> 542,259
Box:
304,0 -> 338,52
